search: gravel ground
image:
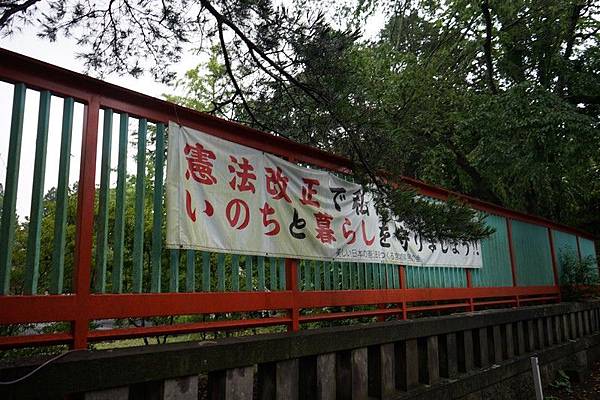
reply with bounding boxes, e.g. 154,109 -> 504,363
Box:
544,361 -> 600,400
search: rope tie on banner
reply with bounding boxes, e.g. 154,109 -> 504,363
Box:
172,102 -> 183,128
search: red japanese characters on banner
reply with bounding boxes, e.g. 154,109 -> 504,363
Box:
166,122 -> 483,268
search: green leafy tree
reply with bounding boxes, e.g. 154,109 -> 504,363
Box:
2,0 -> 600,239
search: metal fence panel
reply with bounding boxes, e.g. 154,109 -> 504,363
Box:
472,214 -> 513,287
512,220 -> 554,286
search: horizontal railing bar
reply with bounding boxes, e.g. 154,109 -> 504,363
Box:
0,286 -> 559,324
0,332 -> 73,349
406,303 -> 471,312
88,317 -> 292,341
300,308 -> 404,322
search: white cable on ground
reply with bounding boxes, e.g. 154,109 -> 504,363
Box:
0,349 -> 81,385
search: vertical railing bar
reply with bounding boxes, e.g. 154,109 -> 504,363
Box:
332,261 -> 339,289
311,260 -> 321,290
94,108 -> 112,293
257,256 -> 266,291
186,249 -> 195,292
303,260 -> 311,290
112,113 -> 128,293
72,96 -> 100,349
296,259 -> 302,291
51,97 -> 74,294
132,118 -> 147,293
217,253 -> 225,291
170,249 -> 180,292
323,260 -> 331,290
348,262 -> 355,289
547,229 -> 560,297
278,258 -> 286,291
245,255 -> 253,291
373,263 -> 380,289
0,83 -> 26,295
341,261 -> 348,290
25,90 -> 51,294
232,254 -> 240,291
269,256 -> 277,290
150,123 -> 166,292
202,251 -> 211,292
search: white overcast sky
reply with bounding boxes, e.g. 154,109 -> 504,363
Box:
0,30 -> 200,218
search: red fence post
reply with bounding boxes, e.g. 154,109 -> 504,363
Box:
547,228 -> 562,303
466,269 -> 474,312
399,265 -> 407,320
71,96 -> 100,349
285,258 -> 300,332
506,218 -> 520,307
547,228 -> 559,285
576,236 -> 582,260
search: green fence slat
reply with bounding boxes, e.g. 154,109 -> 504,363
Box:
25,91 -> 51,294
131,119 -> 147,293
298,260 -> 304,290
169,249 -> 180,292
112,113 -> 128,293
94,108 -> 113,293
356,263 -> 363,289
186,250 -> 195,292
0,83 -> 26,294
373,264 -> 380,289
257,256 -> 265,290
347,262 -> 355,289
232,254 -> 240,291
314,260 -> 321,290
323,261 -> 331,290
303,260 -> 311,290
51,97 -> 75,293
151,123 -> 166,292
202,251 -> 211,291
341,262 -> 348,289
269,256 -> 277,290
392,265 -> 399,288
296,260 -> 301,289
217,253 -> 225,291
279,258 -> 286,290
332,262 -> 339,289
365,263 -> 372,289
245,256 -> 253,291
50,97 -> 74,294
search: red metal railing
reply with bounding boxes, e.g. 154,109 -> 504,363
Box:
0,48 -> 593,350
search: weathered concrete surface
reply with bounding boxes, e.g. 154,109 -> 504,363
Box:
84,387 -> 129,400
163,375 -> 198,400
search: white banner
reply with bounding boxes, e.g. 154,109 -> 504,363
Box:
166,122 -> 482,268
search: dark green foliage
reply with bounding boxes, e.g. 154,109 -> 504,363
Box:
560,250 -> 599,301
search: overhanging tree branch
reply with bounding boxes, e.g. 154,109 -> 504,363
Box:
0,0 -> 41,27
